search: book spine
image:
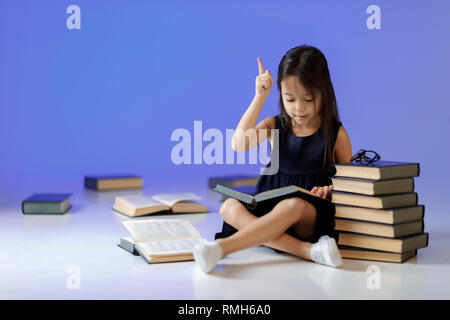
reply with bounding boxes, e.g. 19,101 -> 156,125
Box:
84,177 -> 99,190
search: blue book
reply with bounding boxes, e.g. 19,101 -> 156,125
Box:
84,174 -> 143,190
334,161 -> 420,180
22,193 -> 72,214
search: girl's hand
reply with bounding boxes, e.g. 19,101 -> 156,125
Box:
311,185 -> 334,200
255,57 -> 274,98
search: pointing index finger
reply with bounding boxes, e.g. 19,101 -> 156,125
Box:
257,57 -> 265,75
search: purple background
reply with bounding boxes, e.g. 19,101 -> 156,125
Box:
1,0 -> 449,215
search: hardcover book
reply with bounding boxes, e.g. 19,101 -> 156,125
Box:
334,161 -> 420,180
338,246 -> 417,263
113,193 -> 208,217
213,184 -> 329,210
219,185 -> 257,202
334,218 -> 424,238
331,177 -> 414,196
337,231 -> 428,253
85,175 -> 143,191
334,204 -> 424,224
22,193 -> 72,214
331,191 -> 418,209
121,219 -> 206,263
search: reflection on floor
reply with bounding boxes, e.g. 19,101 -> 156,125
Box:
0,181 -> 447,299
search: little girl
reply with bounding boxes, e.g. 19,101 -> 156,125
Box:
193,45 -> 352,273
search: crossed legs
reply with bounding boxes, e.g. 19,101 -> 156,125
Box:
192,196 -> 343,272
216,197 -> 317,261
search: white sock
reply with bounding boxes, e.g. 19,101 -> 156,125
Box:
192,240 -> 223,274
310,235 -> 343,268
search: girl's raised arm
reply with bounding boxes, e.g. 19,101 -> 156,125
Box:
231,57 -> 275,152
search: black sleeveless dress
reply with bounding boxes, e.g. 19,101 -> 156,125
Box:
215,114 -> 342,247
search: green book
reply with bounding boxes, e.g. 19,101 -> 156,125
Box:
22,193 -> 72,214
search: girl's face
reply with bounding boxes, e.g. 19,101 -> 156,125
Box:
281,76 -> 321,128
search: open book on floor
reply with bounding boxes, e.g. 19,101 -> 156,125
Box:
113,193 -> 208,217
121,219 -> 206,263
213,184 -> 329,210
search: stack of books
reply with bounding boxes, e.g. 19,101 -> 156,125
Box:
330,161 -> 428,263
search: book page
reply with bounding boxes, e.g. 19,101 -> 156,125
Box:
136,238 -> 203,256
151,193 -> 202,207
117,195 -> 165,208
122,219 -> 202,242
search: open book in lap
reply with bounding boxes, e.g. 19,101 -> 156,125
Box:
113,192 -> 208,217
121,219 -> 207,263
213,184 -> 329,210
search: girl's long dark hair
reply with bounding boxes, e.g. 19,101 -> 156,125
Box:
277,45 -> 340,176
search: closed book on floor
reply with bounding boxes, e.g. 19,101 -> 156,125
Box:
331,177 -> 415,196
337,232 -> 428,253
335,218 -> 424,238
334,204 -> 424,224
22,193 -> 72,214
334,161 -> 420,180
85,175 -> 142,190
213,184 -> 329,210
122,219 -> 206,263
331,191 -> 418,209
113,193 -> 208,217
338,246 -> 417,263
208,174 -> 259,189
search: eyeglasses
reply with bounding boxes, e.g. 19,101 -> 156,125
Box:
350,149 -> 380,165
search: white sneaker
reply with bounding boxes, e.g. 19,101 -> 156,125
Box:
310,235 -> 343,268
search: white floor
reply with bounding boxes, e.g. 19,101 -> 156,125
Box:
0,182 -> 449,300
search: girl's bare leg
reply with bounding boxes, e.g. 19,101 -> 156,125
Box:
216,197 -> 316,260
